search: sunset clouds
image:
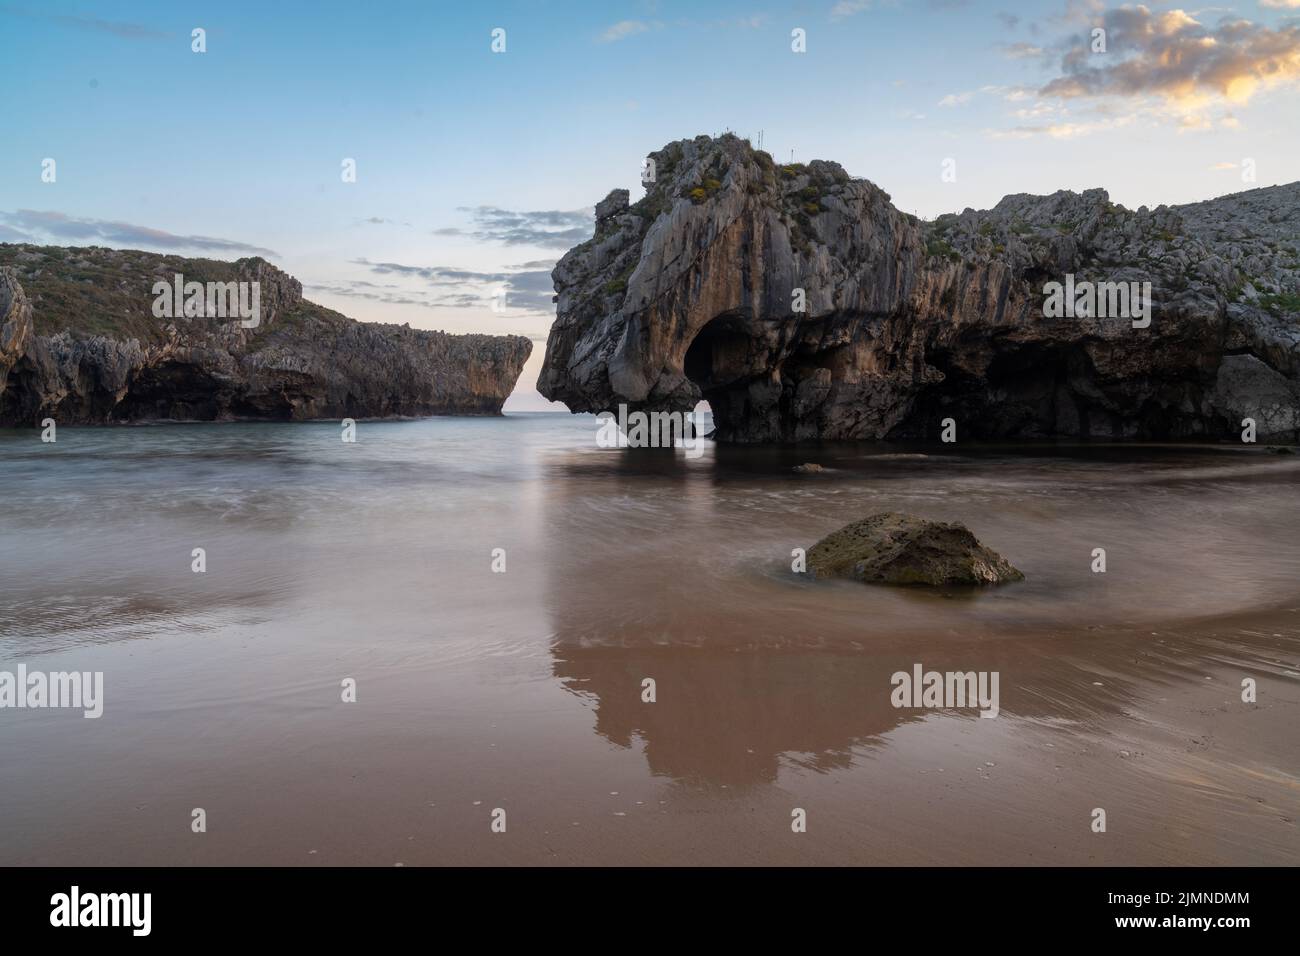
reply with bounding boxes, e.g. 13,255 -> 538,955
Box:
1041,6 -> 1300,106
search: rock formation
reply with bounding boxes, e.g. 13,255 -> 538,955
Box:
539,133 -> 1300,443
807,512 -> 1024,587
0,245 -> 531,425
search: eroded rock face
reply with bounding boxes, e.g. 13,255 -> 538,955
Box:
539,133 -> 1300,443
0,248 -> 532,425
807,512 -> 1024,586
0,268 -> 33,390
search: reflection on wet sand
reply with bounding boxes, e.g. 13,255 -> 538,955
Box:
552,646 -> 913,787
539,442 -> 1299,863
549,617 -> 1300,794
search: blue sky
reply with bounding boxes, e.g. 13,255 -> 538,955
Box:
2,0 -> 1298,408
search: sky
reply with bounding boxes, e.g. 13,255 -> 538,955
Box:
2,0 -> 1298,409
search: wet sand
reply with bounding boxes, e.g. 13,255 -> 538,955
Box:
3,605 -> 1295,866
1,417 -> 1297,865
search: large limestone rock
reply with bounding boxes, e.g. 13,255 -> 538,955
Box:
0,247 -> 531,425
538,133 -> 1300,443
807,512 -> 1024,587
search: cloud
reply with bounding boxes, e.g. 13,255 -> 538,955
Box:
1039,6 -> 1300,106
1177,113 -> 1213,131
439,206 -> 592,249
598,20 -> 654,42
830,1 -> 873,19
0,210 -> 277,257
305,283 -> 440,310
0,5 -> 169,39
1000,41 -> 1045,59
1259,0 -> 1300,8
598,14 -> 769,41
344,258 -> 558,314
937,85 -> 1028,107
1056,0 -> 1107,27
1011,101 -> 1065,119
986,113 -> 1138,139
725,15 -> 769,29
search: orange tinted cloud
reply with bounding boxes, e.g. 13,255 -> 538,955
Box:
1040,6 -> 1300,105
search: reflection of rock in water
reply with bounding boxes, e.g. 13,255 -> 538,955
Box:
550,644 -> 919,789
536,441 -> 1167,790
540,445 -> 928,788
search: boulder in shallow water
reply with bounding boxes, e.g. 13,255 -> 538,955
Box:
807,512 -> 1023,586
793,462 -> 825,473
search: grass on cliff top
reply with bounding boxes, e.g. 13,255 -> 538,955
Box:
0,244 -> 247,342
0,243 -> 515,352
1258,291 -> 1300,316
246,299 -> 350,345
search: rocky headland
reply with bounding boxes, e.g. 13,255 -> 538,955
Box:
539,133 -> 1300,443
0,245 -> 531,425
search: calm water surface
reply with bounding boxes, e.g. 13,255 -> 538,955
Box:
1,414 -> 1297,864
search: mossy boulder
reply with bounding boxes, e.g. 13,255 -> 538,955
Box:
807,512 -> 1023,586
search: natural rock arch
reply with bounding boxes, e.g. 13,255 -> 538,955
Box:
539,133 -> 1300,444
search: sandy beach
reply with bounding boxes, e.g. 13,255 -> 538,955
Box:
1,417 -> 1296,865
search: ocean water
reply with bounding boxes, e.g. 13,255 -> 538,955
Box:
1,413 -> 1298,864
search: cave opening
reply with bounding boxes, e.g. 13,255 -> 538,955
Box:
112,361 -> 228,422
682,312 -> 763,438
0,357 -> 44,426
684,313 -> 752,393
894,338 -> 1145,440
